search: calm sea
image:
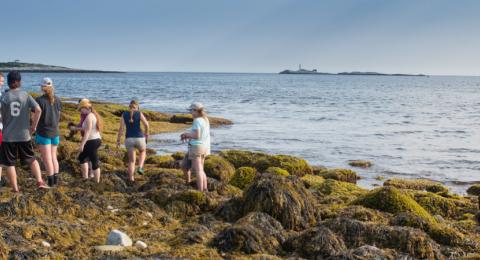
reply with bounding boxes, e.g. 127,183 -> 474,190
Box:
19,72 -> 480,193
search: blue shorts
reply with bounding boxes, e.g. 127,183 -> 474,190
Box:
35,134 -> 60,145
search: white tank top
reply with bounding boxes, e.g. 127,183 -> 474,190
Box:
83,113 -> 101,140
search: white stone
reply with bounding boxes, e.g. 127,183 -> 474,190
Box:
107,229 -> 133,247
135,240 -> 148,249
107,205 -> 114,210
146,212 -> 153,218
111,209 -> 119,213
41,241 -> 51,247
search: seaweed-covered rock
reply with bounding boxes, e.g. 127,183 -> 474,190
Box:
411,191 -> 477,219
169,113 -> 193,123
390,212 -> 431,231
337,245 -> 396,260
338,205 -> 386,223
317,168 -> 359,184
145,155 -> 176,168
214,212 -> 287,255
0,236 -> 9,259
301,174 -> 325,189
283,226 -> 346,259
164,189 -> 209,219
384,178 -> 448,193
315,179 -> 367,204
348,160 -> 373,168
466,184 -> 480,196
353,186 -> 436,223
324,218 -> 444,259
242,174 -> 318,230
219,150 -> 312,177
204,155 -> 235,182
265,167 -> 289,177
230,167 -> 257,190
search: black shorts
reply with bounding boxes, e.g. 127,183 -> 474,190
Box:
0,141 -> 36,167
78,139 -> 102,170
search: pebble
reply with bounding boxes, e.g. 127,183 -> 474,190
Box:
135,240 -> 148,249
107,205 -> 114,210
94,245 -> 125,252
41,241 -> 51,247
146,212 -> 153,218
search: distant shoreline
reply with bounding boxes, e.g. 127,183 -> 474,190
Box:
0,61 -> 123,73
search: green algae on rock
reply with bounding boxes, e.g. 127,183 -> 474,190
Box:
219,150 -> 312,177
300,174 -> 325,189
204,155 -> 236,182
348,160 -> 373,168
353,186 -> 436,223
384,178 -> 448,193
229,167 -> 257,190
264,167 -> 289,177
466,184 -> 480,196
316,168 -> 360,184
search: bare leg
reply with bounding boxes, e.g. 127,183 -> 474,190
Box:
93,168 -> 101,183
39,145 -> 54,176
7,166 -> 18,192
30,160 -> 43,183
81,163 -> 89,179
192,157 -> 204,191
127,148 -> 136,181
51,145 -> 59,173
138,149 -> 146,169
201,156 -> 208,192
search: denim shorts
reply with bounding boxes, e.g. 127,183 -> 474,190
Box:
35,134 -> 60,145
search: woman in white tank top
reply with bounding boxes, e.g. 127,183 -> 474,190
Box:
78,99 -> 103,183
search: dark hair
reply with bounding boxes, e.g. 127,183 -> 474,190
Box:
128,100 -> 139,123
7,71 -> 21,88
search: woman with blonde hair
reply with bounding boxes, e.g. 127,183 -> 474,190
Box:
117,100 -> 149,182
77,99 -> 103,183
180,102 -> 210,192
35,78 -> 62,186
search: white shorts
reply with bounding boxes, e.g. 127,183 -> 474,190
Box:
125,137 -> 146,151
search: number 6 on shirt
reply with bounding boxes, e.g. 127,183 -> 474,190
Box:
10,101 -> 20,116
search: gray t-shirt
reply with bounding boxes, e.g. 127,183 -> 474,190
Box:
0,89 -> 38,142
36,95 -> 62,138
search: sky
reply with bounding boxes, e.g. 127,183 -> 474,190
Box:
1,0 -> 479,75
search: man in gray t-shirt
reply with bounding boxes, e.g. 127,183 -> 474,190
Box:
1,89 -> 39,142
0,71 -> 48,192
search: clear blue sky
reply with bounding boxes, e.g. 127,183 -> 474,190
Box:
1,0 -> 479,75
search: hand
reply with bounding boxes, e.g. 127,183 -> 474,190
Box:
30,127 -> 36,134
144,134 -> 149,144
116,140 -> 121,148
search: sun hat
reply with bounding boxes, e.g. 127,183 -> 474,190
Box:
40,77 -> 53,87
188,102 -> 204,111
78,98 -> 92,110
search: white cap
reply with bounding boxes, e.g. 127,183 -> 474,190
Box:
40,77 -> 53,87
188,102 -> 204,111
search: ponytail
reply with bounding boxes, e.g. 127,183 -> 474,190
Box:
91,107 -> 103,132
42,85 -> 55,104
128,100 -> 139,124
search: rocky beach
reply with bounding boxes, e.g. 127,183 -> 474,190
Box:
0,98 -> 479,259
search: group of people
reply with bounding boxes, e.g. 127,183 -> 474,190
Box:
0,71 -> 211,193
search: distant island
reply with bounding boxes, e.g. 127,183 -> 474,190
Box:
0,60 -> 122,73
280,65 -> 427,77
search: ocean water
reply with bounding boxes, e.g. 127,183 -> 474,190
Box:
19,72 -> 480,193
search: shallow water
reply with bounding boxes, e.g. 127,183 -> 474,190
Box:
19,72 -> 480,193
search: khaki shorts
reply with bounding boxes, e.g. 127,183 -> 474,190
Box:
125,137 -> 146,151
181,145 -> 208,170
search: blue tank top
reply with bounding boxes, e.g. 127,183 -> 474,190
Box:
123,111 -> 144,138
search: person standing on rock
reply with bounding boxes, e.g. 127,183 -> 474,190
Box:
77,99 -> 103,183
116,100 -> 149,182
0,72 -> 4,187
180,102 -> 210,192
0,71 -> 48,192
35,78 -> 62,187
